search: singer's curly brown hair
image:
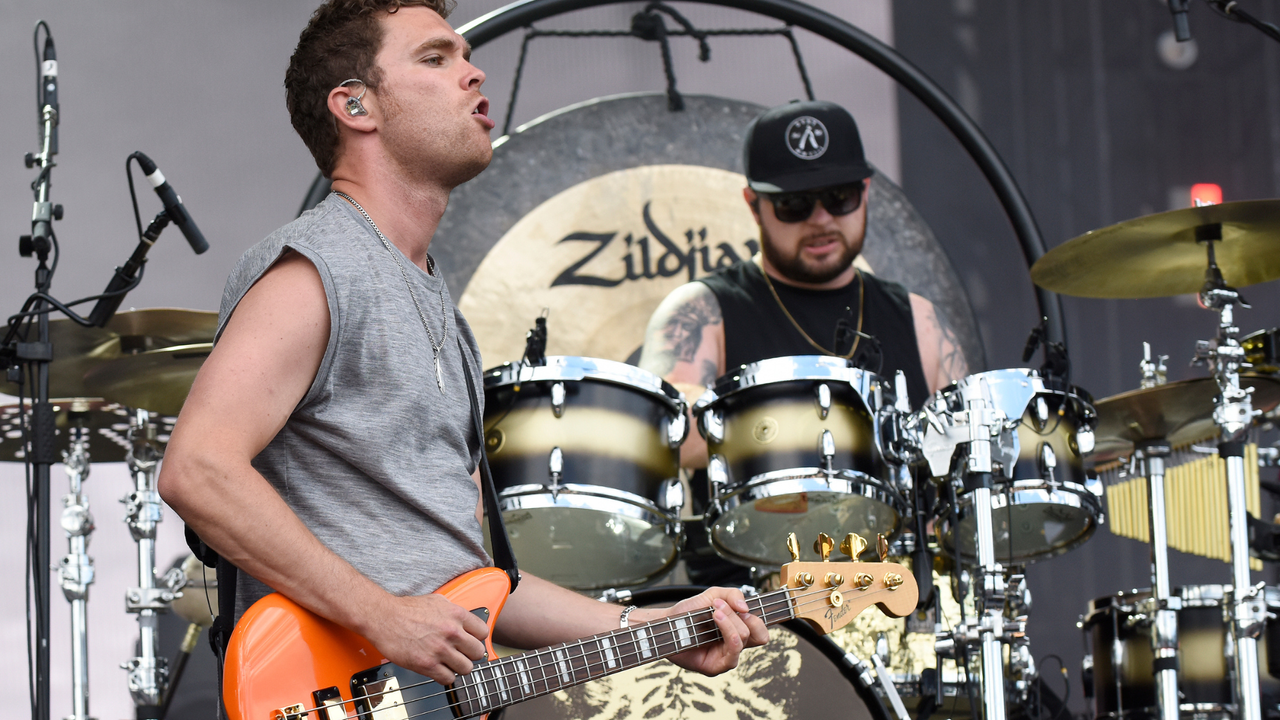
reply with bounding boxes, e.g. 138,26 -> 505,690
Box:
285,0 -> 456,178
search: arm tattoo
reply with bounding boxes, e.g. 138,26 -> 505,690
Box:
699,359 -> 718,388
639,286 -> 722,376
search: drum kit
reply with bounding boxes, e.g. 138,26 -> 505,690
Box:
7,196 -> 1280,719
480,199 -> 1280,720
1,309 -> 219,720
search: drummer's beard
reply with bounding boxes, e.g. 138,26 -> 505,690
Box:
759,224 -> 864,286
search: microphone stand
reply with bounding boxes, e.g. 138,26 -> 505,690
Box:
27,99 -> 58,720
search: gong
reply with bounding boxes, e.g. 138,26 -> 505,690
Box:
303,92 -> 985,371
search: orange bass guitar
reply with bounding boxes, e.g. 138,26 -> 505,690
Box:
224,549 -> 917,720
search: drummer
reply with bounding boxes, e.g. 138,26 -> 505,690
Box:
639,99 -> 968,468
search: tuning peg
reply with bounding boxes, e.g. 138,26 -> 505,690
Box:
840,532 -> 867,561
876,533 -> 889,562
786,532 -> 800,563
813,532 -> 834,562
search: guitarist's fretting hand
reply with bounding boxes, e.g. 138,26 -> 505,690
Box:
367,592 -> 492,686
644,589 -> 770,677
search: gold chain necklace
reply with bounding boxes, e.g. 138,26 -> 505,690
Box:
759,261 -> 864,359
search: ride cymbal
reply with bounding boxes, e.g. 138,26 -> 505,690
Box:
1031,200 -> 1280,299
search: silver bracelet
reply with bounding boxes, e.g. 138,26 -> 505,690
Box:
619,605 -> 639,628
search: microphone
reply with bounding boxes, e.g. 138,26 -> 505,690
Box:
1168,0 -> 1192,42
41,35 -> 58,155
133,152 -> 209,254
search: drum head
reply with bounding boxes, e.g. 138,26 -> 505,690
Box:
941,481 -> 1099,564
484,496 -> 678,590
494,586 -> 888,720
710,471 -> 903,568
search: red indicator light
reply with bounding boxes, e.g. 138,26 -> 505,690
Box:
1190,183 -> 1223,206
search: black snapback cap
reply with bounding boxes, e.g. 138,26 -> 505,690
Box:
743,100 -> 873,193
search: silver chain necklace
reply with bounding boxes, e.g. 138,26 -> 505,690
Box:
333,191 -> 449,393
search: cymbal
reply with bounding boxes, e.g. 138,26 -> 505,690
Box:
1090,375 -> 1280,462
83,343 -> 211,416
1030,200 -> 1280,298
0,398 -> 176,463
1,308 -> 217,399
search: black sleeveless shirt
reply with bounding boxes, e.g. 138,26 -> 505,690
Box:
698,261 -> 930,408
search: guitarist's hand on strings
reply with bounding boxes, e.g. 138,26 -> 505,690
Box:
367,592 -> 491,686
636,587 -> 770,677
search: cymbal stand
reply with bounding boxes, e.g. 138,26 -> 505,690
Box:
59,413 -> 96,720
122,408 -> 181,719
1134,438 -> 1179,720
1194,232 -> 1264,720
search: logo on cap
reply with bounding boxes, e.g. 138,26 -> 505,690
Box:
785,116 -> 829,160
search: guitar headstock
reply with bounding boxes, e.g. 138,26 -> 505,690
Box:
779,532 -> 919,635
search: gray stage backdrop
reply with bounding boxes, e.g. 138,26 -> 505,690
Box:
0,2 -> 898,718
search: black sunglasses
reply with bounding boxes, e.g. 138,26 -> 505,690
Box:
762,183 -> 864,223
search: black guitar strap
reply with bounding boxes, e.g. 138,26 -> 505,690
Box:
458,337 -> 521,593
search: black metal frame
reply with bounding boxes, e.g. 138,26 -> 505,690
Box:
458,0 -> 1067,348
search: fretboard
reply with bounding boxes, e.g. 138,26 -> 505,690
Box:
450,587 -> 797,718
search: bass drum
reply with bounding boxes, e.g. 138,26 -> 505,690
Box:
493,586 -> 890,720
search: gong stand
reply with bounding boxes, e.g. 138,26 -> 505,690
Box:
1194,230 -> 1264,720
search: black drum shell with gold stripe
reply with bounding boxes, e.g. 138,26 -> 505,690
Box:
708,379 -> 882,483
927,370 -> 1102,565
1082,585 -> 1280,716
482,357 -> 685,590
695,356 -> 905,569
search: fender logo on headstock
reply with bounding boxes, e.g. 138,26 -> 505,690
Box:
780,532 -> 918,635
823,602 -> 852,629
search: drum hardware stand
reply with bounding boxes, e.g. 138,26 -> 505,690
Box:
961,387 -> 1009,720
59,416 -> 96,720
1192,231 -> 1267,720
915,376 -> 1014,720
1131,438 -> 1181,720
121,408 -> 182,719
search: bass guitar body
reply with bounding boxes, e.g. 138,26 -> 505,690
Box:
224,567 -> 511,720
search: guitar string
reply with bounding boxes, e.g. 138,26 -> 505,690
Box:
292,585 -> 895,719
358,589 -> 792,715
288,584 -> 905,719
452,586 -> 900,712
279,586 -> 797,717
419,586 -> 903,720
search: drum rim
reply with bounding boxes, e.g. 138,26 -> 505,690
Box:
498,483 -> 680,525
928,367 -> 1096,427
483,356 -> 685,412
714,467 -> 908,516
693,355 -> 879,411
940,479 -> 1102,562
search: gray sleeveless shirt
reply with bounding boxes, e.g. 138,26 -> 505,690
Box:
218,194 -> 490,618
